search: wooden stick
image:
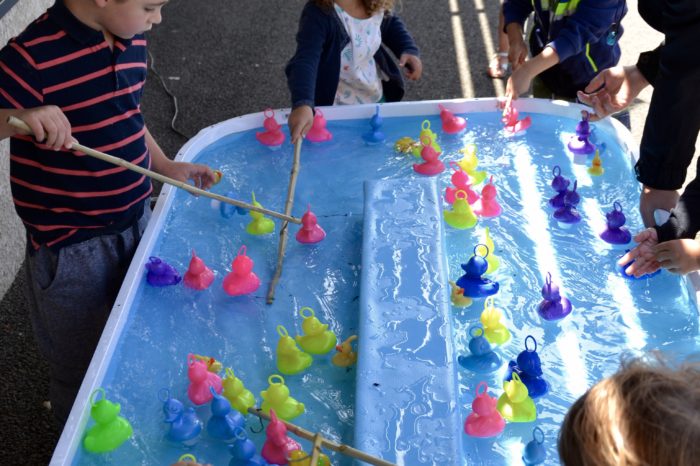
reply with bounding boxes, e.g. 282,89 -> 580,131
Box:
6,116 -> 301,224
266,137 -> 302,304
247,408 -> 397,466
309,432 -> 324,466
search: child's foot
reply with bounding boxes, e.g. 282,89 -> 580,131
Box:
487,52 -> 510,79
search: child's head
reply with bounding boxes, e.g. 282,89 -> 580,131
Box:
314,0 -> 395,16
558,356 -> 700,466
85,0 -> 167,39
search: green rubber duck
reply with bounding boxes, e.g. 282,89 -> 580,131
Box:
295,307 -> 337,355
496,372 -> 536,422
246,192 -> 274,235
411,120 -> 441,157
260,374 -> 305,421
83,388 -> 133,453
222,367 -> 256,416
457,144 -> 487,186
276,325 -> 312,375
444,191 -> 478,229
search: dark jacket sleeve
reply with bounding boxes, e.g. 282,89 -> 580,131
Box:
635,0 -> 700,190
502,0 -> 534,30
380,14 -> 419,58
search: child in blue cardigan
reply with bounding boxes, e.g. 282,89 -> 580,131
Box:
286,0 -> 422,143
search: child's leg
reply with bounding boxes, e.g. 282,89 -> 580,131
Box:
487,2 -> 510,79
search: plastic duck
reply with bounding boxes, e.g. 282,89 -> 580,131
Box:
295,307 -> 337,355
481,227 -> 500,275
464,382 -> 505,438
187,353 -> 223,406
394,136 -> 420,154
159,389 -> 202,445
496,372 -> 537,423
449,280 -> 473,308
413,135 -> 445,176
260,375 -> 305,421
207,387 -> 245,441
246,192 -> 275,235
568,110 -> 596,156
548,166 -> 570,209
444,190 -> 478,229
501,103 -> 532,134
305,108 -> 332,143
261,408 -> 301,465
183,250 -> 215,290
222,368 -> 256,416
295,205 -> 326,244
588,149 -> 604,176
537,272 -> 572,321
457,144 -> 487,185
289,449 -> 331,466
332,334 -> 358,367
445,162 -> 479,205
216,190 -> 248,218
505,335 -> 549,398
229,426 -> 269,466
145,256 -> 181,287
457,325 -> 503,373
82,388 -> 133,453
191,354 -> 223,373
480,296 -> 511,345
223,246 -> 261,296
455,244 -> 499,298
276,325 -> 313,375
618,249 -> 661,280
553,180 -> 581,225
473,176 -> 502,217
411,120 -> 441,157
600,201 -> 632,245
362,105 -> 386,144
255,108 -> 285,148
177,454 -> 201,464
523,427 -> 547,465
438,104 -> 467,134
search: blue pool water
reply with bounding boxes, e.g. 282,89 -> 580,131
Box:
65,105 -> 700,466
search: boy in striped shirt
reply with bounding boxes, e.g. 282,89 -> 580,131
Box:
0,0 -> 216,425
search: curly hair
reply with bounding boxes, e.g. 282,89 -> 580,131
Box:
313,0 -> 395,16
558,356 -> 700,466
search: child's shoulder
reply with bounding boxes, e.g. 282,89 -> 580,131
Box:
1,10 -> 62,56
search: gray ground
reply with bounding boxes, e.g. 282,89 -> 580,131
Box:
0,0 -> 667,463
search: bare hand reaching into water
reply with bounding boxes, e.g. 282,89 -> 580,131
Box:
617,228 -> 661,277
654,238 -> 700,275
576,65 -> 649,121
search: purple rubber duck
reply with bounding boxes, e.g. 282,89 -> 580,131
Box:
145,256 -> 181,287
553,180 -> 581,224
600,201 -> 632,245
568,110 -> 596,155
548,166 -> 570,208
537,272 -> 572,321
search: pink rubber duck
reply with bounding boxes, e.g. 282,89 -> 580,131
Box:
439,104 -> 467,134
183,250 -> 214,290
186,354 -> 223,406
261,409 -> 301,466
295,205 -> 326,244
445,162 -> 479,205
255,108 -> 286,148
305,109 -> 332,143
222,246 -> 261,296
413,135 -> 445,176
473,176 -> 502,217
464,382 -> 505,438
502,103 -> 532,134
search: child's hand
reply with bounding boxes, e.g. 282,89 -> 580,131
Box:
654,238 -> 700,275
158,159 -> 217,191
617,228 -> 661,277
505,65 -> 534,101
15,106 -> 73,151
399,54 -> 422,80
288,105 -> 314,144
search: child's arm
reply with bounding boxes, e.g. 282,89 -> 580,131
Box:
146,127 -> 216,190
0,107 -> 73,150
505,45 -> 559,99
380,14 -> 422,80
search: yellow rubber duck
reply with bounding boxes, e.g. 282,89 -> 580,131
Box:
496,372 -> 536,423
276,325 -> 312,375
457,144 -> 487,185
588,149 -> 604,176
411,120 -> 441,157
394,136 -> 420,154
246,192 -> 275,235
331,335 -> 358,368
222,367 -> 256,415
444,191 -> 478,229
191,354 -> 222,373
212,169 -> 223,185
260,374 -> 305,421
479,296 -> 511,345
295,307 -> 337,355
481,227 -> 501,275
289,449 -> 332,466
449,280 -> 473,308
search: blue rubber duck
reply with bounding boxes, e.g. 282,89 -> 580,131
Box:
455,244 -> 499,298
145,256 -> 181,287
229,426 -> 269,466
457,325 -> 502,373
220,190 -> 248,217
522,427 -> 547,465
505,335 -> 549,398
207,387 -> 245,441
362,105 -> 386,144
160,389 -> 202,445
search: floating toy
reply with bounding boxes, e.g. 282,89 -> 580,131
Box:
458,325 -> 503,373
464,382 -> 505,438
261,408 -> 301,465
438,104 -> 467,134
83,388 -> 133,453
411,120 -> 441,157
229,426 -> 269,466
457,144 -> 487,185
212,170 -> 224,185
480,296 -> 510,345
332,334 -> 358,367
496,372 -> 537,423
177,454 -> 201,464
548,166 -> 570,209
187,353 -> 223,406
455,245 -> 499,298
295,307 -> 337,355
207,386 -> 245,441
568,110 -> 595,156
246,192 -> 275,235
618,249 -> 662,280
362,105 -> 386,144
394,136 -> 420,154
523,427 -> 547,465
192,354 -> 223,373
255,108 -> 286,148
289,449 -> 331,466
145,256 -> 181,287
588,149 -> 604,176
553,180 -> 581,225
159,388 -> 202,445
505,335 -> 549,398
473,176 -> 502,217
444,190 -> 478,229
449,280 -> 473,308
295,205 -> 326,244
305,108 -> 332,143
536,272 -> 572,321
183,250 -> 215,290
214,190 -> 248,218
481,227 -> 500,275
222,367 -> 256,416
600,201 -> 632,245
445,162 -> 479,205
260,375 -> 305,421
501,104 -> 532,134
276,325 -> 313,375
413,135 -> 445,176
223,246 -> 261,296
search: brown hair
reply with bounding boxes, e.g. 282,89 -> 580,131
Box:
314,0 -> 395,16
558,356 -> 700,466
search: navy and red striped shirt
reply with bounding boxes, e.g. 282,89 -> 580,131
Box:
0,0 -> 152,249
